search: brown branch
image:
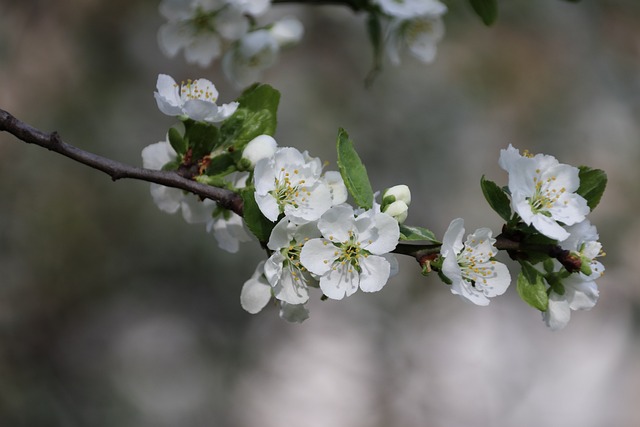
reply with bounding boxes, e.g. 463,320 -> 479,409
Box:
0,108 -> 244,216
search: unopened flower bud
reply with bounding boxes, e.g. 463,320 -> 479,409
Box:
242,135 -> 277,169
382,184 -> 411,206
382,200 -> 409,224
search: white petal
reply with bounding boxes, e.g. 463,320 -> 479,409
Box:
324,171 -> 348,205
240,261 -> 272,314
180,197 -> 215,224
441,218 -> 465,257
182,99 -> 218,122
299,238 -> 336,276
141,140 -> 177,170
267,217 -> 294,250
360,212 -> 400,255
184,33 -> 222,67
150,184 -> 183,214
565,275 -> 599,311
543,293 -> 571,331
154,74 -> 183,116
317,205 -> 355,243
319,263 -> 359,300
531,214 -> 570,241
255,193 -> 280,222
358,255 -> 391,293
475,261 -> 511,298
210,213 -> 251,253
157,22 -> 191,58
270,18 -> 304,46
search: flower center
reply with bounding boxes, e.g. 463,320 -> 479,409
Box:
180,79 -> 217,102
458,245 -> 497,288
527,169 -> 566,215
272,167 -> 310,211
406,19 -> 434,42
333,231 -> 368,272
284,239 -> 310,284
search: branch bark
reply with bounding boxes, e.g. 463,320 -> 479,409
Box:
0,108 -> 244,216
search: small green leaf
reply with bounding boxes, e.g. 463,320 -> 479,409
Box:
577,166 -> 607,211
168,126 -> 187,155
184,121 -> 219,160
399,224 -> 440,243
480,175 -> 512,221
241,188 -> 275,243
219,84 -> 280,150
516,263 -> 549,311
469,0 -> 498,26
336,128 -> 374,209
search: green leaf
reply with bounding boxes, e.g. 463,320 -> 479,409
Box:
577,166 -> 607,211
399,224 -> 440,243
480,175 -> 512,221
168,126 -> 187,155
241,188 -> 275,243
219,84 -> 280,150
336,128 -> 374,209
469,0 -> 498,26
184,121 -> 219,160
516,263 -> 549,311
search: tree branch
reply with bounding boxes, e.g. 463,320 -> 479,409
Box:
0,108 -> 244,216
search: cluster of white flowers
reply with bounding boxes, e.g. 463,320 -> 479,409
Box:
142,135 -> 253,253
373,0 -> 447,65
157,0 -> 303,88
499,144 -> 605,330
241,142 -> 403,322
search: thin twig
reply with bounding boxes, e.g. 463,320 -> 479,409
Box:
0,108 -> 244,216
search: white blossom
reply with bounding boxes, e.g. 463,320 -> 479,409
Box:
300,205 -> 400,300
264,218 -> 321,305
253,147 -> 333,223
385,15 -> 445,65
440,218 -> 511,306
499,144 -> 589,242
223,18 -> 303,88
154,74 -> 238,123
542,220 -> 604,330
158,0 -> 264,67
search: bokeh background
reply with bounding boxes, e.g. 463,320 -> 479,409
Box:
1,0 -> 639,425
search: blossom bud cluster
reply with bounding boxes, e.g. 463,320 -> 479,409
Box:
241,142 -> 402,322
157,0 -> 303,88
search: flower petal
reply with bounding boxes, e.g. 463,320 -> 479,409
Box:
358,255 -> 391,293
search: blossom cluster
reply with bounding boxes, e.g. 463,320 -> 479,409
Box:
157,0 -> 303,88
143,74 -> 606,330
499,145 -> 605,330
241,142 -> 403,322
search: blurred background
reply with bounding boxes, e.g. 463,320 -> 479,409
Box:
1,0 -> 639,425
